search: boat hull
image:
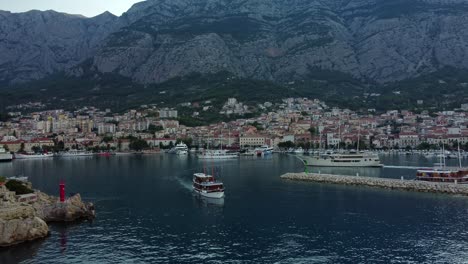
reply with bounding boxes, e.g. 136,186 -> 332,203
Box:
14,154 -> 54,159
300,155 -> 382,167
0,153 -> 13,162
198,155 -> 238,159
193,188 -> 225,198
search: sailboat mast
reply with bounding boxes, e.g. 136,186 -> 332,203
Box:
458,140 -> 462,168
442,140 -> 446,168
338,116 -> 341,152
357,124 -> 361,152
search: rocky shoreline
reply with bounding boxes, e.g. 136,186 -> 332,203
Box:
0,181 -> 95,247
281,173 -> 468,196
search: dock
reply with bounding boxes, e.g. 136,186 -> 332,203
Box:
280,173 -> 468,196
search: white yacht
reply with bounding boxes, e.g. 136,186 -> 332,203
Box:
198,149 -> 238,159
301,152 -> 382,167
169,143 -> 188,154
56,149 -> 94,157
0,147 -> 13,162
176,149 -> 188,155
293,147 -> 305,154
193,173 -> 225,198
254,145 -> 273,156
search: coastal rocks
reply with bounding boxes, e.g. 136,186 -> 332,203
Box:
0,205 -> 49,247
34,193 -> 96,222
0,182 -> 95,247
281,173 -> 468,196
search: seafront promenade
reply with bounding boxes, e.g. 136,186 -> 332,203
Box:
280,172 -> 468,196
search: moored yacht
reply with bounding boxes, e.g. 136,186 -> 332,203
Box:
192,173 -> 225,198
301,151 -> 382,167
198,149 -> 238,159
254,145 -> 273,156
169,142 -> 189,154
293,147 -> 305,154
0,147 -> 13,162
14,152 -> 54,159
56,149 -> 94,157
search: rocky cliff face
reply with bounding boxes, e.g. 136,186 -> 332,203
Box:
90,0 -> 468,83
0,10 -> 118,83
0,183 -> 95,247
3,0 -> 468,85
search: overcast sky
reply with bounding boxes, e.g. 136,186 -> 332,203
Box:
0,0 -> 145,17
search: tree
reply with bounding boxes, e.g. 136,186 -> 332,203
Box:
3,144 -> 8,151
117,139 -> 122,151
31,146 -> 41,153
19,143 -> 25,153
147,124 -> 163,133
129,139 -> 149,151
102,136 -> 113,143
308,127 -> 316,135
278,141 -> 295,149
57,141 -> 65,151
417,142 -> 431,150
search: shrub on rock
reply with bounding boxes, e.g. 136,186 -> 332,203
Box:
6,180 -> 34,195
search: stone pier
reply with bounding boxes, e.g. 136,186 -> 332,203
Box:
280,173 -> 468,196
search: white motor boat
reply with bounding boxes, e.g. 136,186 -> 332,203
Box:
193,173 -> 225,198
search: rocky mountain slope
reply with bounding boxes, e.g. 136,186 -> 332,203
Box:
0,10 -> 118,83
90,0 -> 468,84
2,0 -> 468,85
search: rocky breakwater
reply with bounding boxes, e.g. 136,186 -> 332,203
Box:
0,180 -> 95,247
280,173 -> 468,196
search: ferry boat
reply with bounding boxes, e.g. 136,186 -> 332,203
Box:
192,173 -> 225,198
56,150 -> 94,157
14,152 -> 54,159
0,147 -> 13,162
198,149 -> 238,159
301,152 -> 382,167
416,168 -> 468,184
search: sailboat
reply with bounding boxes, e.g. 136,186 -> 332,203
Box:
198,136 -> 238,160
416,141 -> 468,184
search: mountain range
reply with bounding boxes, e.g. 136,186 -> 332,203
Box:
1,0 -> 468,112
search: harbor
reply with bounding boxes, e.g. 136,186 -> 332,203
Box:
281,172 -> 468,196
2,153 -> 468,263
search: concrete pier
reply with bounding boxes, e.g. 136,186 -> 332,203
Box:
280,173 -> 468,196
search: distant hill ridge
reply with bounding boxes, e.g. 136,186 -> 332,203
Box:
2,0 -> 468,85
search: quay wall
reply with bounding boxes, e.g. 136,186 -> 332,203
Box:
280,173 -> 468,196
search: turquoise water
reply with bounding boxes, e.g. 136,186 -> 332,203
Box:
1,154 -> 468,263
